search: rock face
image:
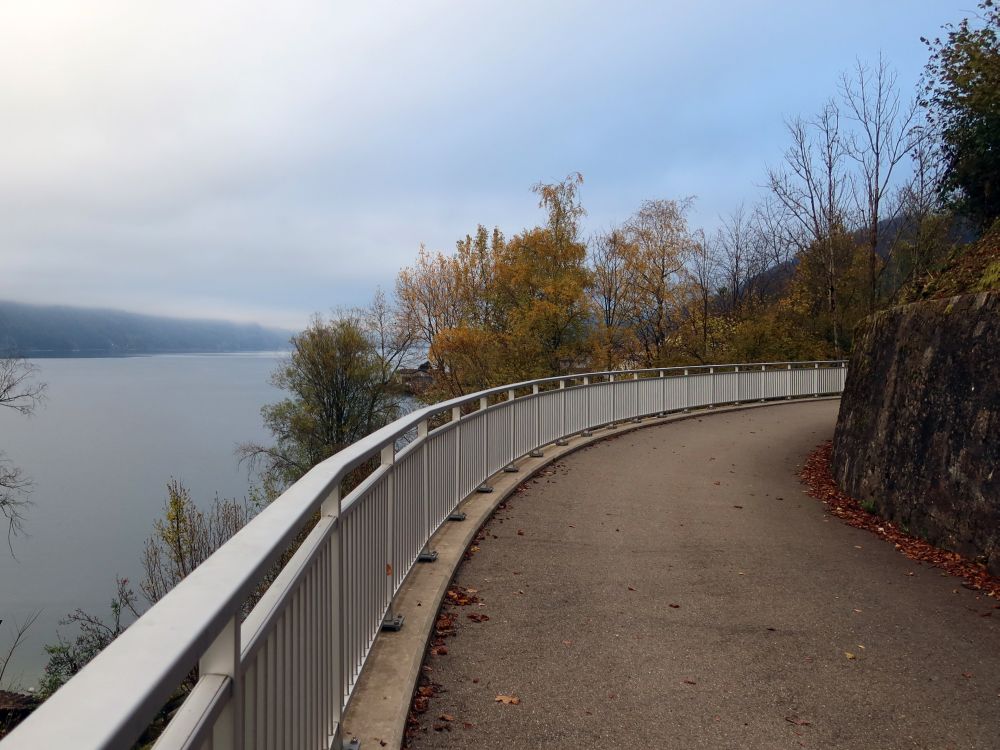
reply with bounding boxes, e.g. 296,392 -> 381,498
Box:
832,292 -> 1000,575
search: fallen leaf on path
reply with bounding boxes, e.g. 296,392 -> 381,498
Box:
669,603 -> 680,608
733,505 -> 743,509
463,722 -> 475,729
683,679 -> 696,685
962,672 -> 973,679
713,481 -> 721,486
517,529 -> 524,536
495,694 -> 520,705
439,714 -> 454,722
627,585 -> 637,591
785,716 -> 812,726
845,652 -> 856,660
467,613 -> 489,623
562,640 -> 573,646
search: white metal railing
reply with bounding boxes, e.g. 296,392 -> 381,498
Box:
4,361 -> 847,749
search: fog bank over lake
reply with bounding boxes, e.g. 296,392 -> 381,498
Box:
0,353 -> 283,686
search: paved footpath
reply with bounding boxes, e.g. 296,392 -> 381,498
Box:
407,400 -> 1000,750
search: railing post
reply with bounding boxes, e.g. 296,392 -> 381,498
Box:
632,371 -> 641,422
684,368 -> 689,411
735,365 -> 740,404
786,363 -> 792,399
581,376 -> 593,436
478,397 -> 494,491
504,390 -> 518,472
814,362 -> 819,397
320,485 -> 346,745
380,443 -> 403,630
556,379 -> 569,445
760,364 -> 766,402
449,406 -> 465,520
658,369 -> 665,416
416,421 -> 437,561
529,384 -> 544,457
608,373 -> 616,427
200,615 -> 242,750
709,367 -> 715,407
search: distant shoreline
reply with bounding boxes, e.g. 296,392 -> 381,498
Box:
20,349 -> 292,359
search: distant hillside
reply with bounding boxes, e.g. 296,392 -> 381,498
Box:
0,301 -> 293,356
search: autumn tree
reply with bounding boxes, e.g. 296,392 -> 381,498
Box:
588,227 -> 638,368
922,0 -> 1000,227
397,174 -> 591,395
239,300 -> 412,494
621,197 -> 697,366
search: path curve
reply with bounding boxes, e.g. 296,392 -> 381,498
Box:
407,400 -> 1000,750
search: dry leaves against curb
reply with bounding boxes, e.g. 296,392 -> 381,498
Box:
495,694 -> 521,705
801,442 -> 1000,598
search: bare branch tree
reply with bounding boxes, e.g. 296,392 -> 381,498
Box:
0,609 -> 41,688
767,102 -> 852,354
0,355 -> 46,551
840,54 -> 919,311
717,204 -> 768,313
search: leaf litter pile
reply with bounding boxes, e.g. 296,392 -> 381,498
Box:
801,442 -> 999,598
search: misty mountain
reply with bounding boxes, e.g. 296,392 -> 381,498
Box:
0,300 -> 293,356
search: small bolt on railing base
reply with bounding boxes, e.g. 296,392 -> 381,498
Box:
331,728 -> 361,750
381,613 -> 405,632
528,449 -> 544,458
477,484 -> 494,493
448,511 -> 467,521
503,464 -> 518,473
418,548 -> 438,563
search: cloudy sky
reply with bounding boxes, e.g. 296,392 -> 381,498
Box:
0,1 -> 970,330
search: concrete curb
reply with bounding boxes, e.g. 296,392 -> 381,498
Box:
340,396 -> 841,748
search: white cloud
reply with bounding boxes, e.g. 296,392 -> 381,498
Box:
0,1 -> 969,328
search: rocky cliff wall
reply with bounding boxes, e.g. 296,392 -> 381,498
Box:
832,292 -> 999,574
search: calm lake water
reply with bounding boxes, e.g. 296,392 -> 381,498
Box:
0,353 -> 284,687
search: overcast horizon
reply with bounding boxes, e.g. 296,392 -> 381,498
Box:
0,1 -> 971,331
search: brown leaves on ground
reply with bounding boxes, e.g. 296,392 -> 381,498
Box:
495,694 -> 521,705
467,612 -> 489,623
445,585 -> 480,607
801,442 -> 1000,598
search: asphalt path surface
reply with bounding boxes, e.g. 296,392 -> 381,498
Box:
406,400 -> 1000,749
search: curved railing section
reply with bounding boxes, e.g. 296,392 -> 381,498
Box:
5,361 -> 847,749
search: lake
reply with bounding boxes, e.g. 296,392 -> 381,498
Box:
0,353 -> 285,688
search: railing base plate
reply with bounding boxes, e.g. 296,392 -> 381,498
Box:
477,484 -> 494,493
581,430 -> 592,437
503,465 -> 519,473
381,613 -> 405,632
418,549 -> 439,563
448,511 -> 467,521
555,438 -> 569,446
529,450 -> 544,458
343,740 -> 360,750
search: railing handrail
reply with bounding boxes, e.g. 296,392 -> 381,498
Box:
4,360 -> 847,749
